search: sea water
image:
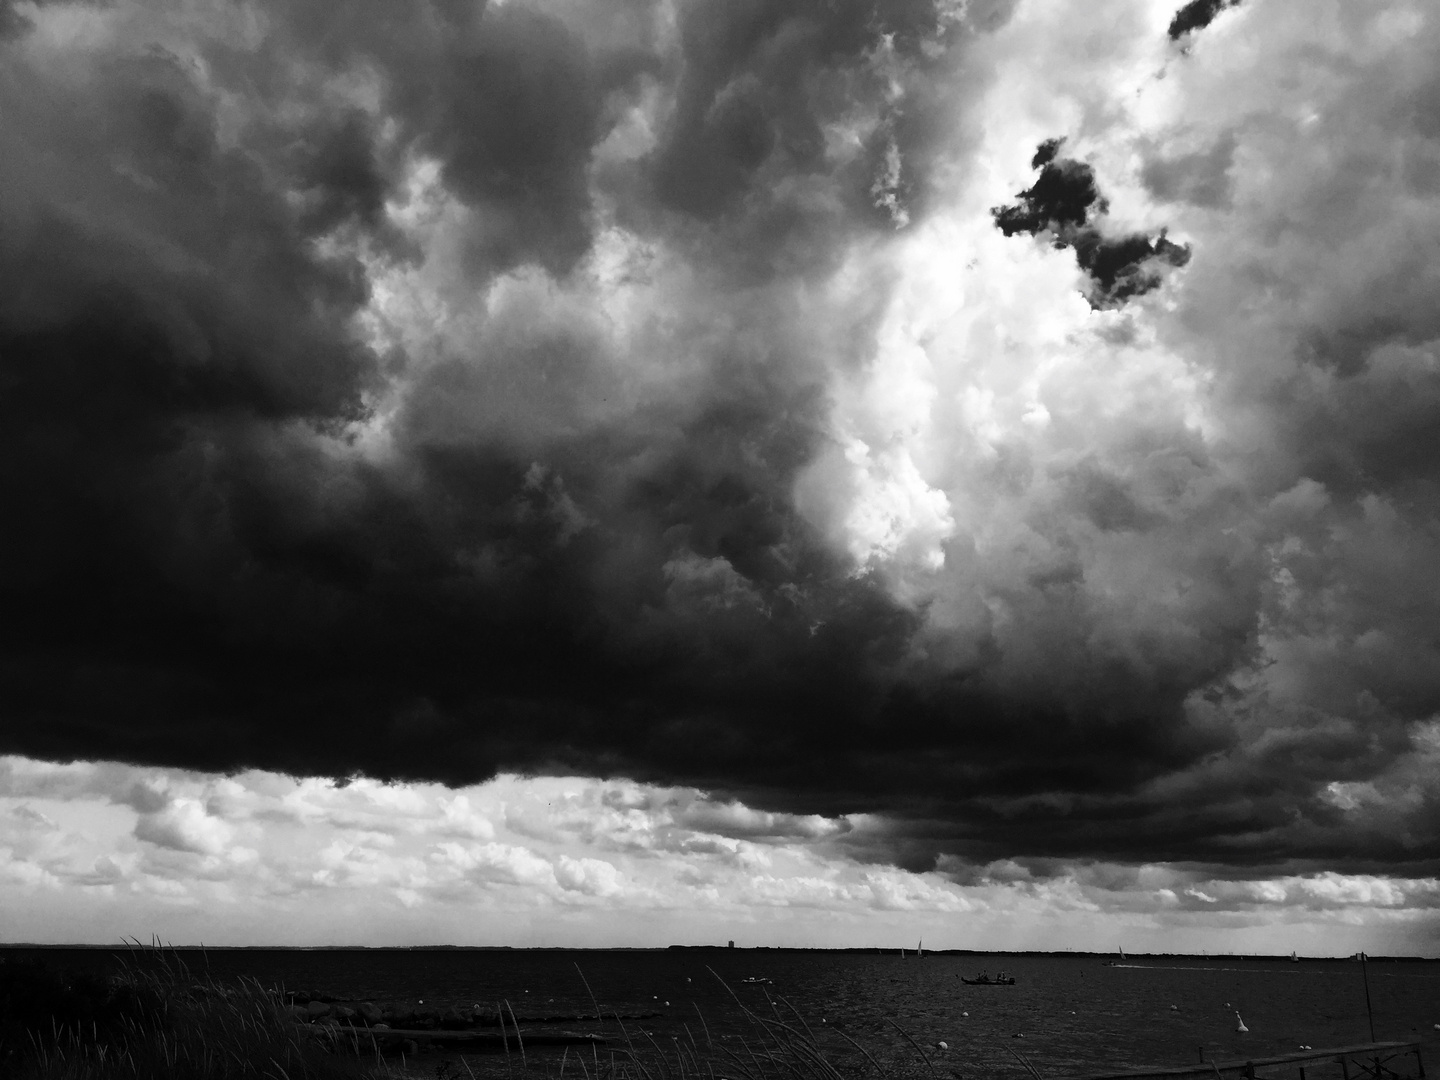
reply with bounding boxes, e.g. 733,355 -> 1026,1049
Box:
7,948 -> 1436,1078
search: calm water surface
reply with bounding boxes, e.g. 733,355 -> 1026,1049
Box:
9,948 -> 1438,1078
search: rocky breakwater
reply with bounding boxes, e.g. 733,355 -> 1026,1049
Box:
282,990 -> 661,1055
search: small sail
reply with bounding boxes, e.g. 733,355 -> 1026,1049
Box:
1118,946 -> 1126,961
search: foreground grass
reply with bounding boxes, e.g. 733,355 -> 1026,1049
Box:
0,950 -> 955,1080
0,948 -> 398,1080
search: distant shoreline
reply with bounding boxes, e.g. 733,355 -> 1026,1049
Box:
2,943 -> 1434,961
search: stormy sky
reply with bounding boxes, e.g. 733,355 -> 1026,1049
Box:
3,0 -> 1440,950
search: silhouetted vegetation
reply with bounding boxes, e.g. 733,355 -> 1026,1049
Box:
0,949 -> 387,1079
0,950 -> 933,1080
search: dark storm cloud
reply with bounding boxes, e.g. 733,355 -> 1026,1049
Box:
4,0 -> 1440,887
249,0 -> 622,280
0,1 -> 999,788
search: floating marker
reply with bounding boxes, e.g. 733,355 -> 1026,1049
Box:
1171,1005 -> 1179,1011
937,1041 -> 949,1051
1235,1012 -> 1249,1034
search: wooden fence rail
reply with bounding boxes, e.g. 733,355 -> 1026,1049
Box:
1058,1040 -> 1424,1080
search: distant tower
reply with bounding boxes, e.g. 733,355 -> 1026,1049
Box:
728,940 -> 735,948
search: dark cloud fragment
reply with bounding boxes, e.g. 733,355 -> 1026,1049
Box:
992,140 -> 1105,235
1167,0 -> 1242,42
1071,229 -> 1191,307
992,139 -> 1190,308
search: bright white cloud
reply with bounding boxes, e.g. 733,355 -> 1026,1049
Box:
134,797 -> 236,856
3,755 -> 1439,954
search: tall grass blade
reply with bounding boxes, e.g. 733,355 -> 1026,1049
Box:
505,998 -> 529,1070
1009,1046 -> 1046,1079
885,1018 -> 938,1079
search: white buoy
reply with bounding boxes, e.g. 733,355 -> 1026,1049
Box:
937,1041 -> 949,1051
1235,1012 -> 1249,1034
962,1011 -> 969,1017
1170,1005 -> 1179,1011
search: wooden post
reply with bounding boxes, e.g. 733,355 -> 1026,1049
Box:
1361,952 -> 1377,1044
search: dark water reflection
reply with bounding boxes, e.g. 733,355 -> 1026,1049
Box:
8,948 -> 1437,1078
